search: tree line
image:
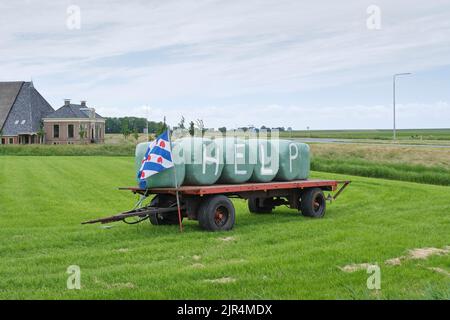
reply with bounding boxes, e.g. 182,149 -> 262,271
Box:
105,116 -> 287,140
105,117 -> 166,135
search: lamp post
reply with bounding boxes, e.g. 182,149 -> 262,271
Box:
146,105 -> 150,142
393,73 -> 411,140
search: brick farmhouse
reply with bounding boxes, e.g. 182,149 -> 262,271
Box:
0,81 -> 105,145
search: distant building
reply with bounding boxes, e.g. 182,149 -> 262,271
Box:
42,100 -> 105,144
0,81 -> 54,144
0,81 -> 105,145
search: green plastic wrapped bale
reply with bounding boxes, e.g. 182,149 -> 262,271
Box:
180,137 -> 224,185
249,138 -> 279,182
134,141 -> 185,188
275,140 -> 309,181
216,138 -> 254,184
295,142 -> 310,180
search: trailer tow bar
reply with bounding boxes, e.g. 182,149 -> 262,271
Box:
81,206 -> 182,225
326,180 -> 351,202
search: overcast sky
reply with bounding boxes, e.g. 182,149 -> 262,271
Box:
1,0 -> 450,129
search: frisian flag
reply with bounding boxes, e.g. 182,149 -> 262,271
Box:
137,130 -> 174,188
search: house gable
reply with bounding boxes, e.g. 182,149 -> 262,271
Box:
0,82 -> 24,132
1,82 -> 54,136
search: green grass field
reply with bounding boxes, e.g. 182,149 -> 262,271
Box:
280,128 -> 450,141
0,156 -> 449,299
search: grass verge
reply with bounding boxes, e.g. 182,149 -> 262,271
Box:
280,128 -> 450,140
312,157 -> 450,186
310,144 -> 450,186
0,144 -> 135,156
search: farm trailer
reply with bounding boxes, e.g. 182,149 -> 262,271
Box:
83,179 -> 350,231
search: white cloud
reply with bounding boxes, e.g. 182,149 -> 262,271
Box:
1,0 -> 450,128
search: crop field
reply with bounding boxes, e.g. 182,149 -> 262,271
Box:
105,133 -> 151,145
0,156 -> 449,299
310,144 -> 450,186
280,128 -> 450,141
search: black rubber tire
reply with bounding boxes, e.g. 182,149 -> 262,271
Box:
248,197 -> 273,214
198,195 -> 235,231
300,188 -> 326,218
149,195 -> 181,225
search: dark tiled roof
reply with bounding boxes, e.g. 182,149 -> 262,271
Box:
45,104 -> 103,119
1,82 -> 54,135
0,82 -> 24,131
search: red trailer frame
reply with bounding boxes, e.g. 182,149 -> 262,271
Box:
83,179 -> 350,231
121,179 -> 345,196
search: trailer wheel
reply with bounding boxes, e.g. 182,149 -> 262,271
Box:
248,197 -> 273,214
300,188 -> 326,218
149,195 -> 181,225
198,195 -> 235,231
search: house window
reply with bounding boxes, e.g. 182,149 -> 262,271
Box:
68,124 -> 74,138
9,138 -> 13,144
53,124 -> 59,138
1,138 -> 5,144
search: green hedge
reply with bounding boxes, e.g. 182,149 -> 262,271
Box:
0,144 -> 135,156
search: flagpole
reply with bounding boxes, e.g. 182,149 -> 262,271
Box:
168,127 -> 183,232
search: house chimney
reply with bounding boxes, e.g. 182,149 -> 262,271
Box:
81,100 -> 87,107
64,99 -> 71,106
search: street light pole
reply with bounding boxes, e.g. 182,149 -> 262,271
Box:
146,105 -> 150,142
393,73 -> 411,140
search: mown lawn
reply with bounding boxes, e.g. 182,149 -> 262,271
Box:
0,156 -> 449,299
